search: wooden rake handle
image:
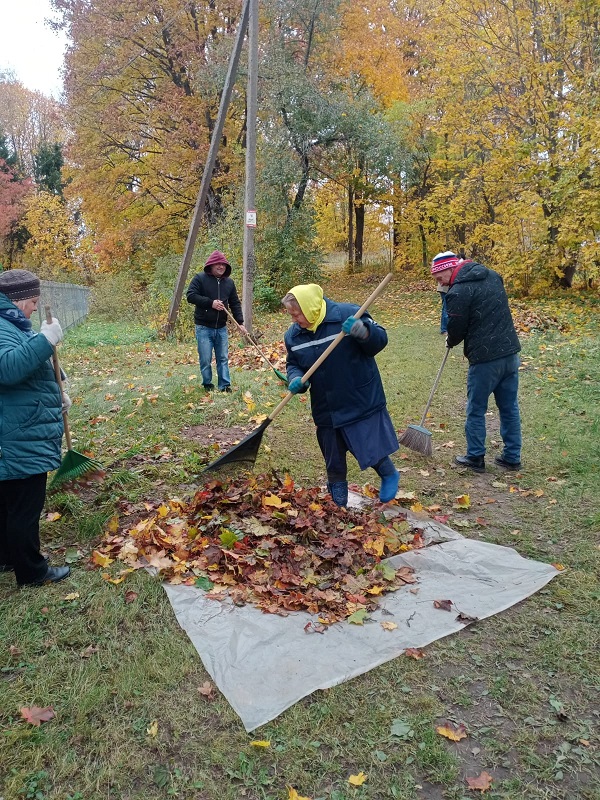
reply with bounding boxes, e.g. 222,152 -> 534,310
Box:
45,305 -> 73,450
267,272 -> 394,422
418,346 -> 451,427
222,305 -> 280,373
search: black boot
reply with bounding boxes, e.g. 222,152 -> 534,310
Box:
19,565 -> 71,587
454,454 -> 485,473
494,455 -> 521,470
327,481 -> 348,507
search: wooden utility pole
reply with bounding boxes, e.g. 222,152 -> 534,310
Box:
164,0 -> 249,336
242,0 -> 259,332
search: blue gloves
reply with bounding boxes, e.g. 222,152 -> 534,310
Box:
289,377 -> 310,394
342,315 -> 369,340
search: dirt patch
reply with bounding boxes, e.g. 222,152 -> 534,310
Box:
182,424 -> 254,449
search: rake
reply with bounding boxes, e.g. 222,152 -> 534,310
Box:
204,273 -> 393,472
399,346 -> 451,456
45,307 -> 104,491
223,306 -> 287,382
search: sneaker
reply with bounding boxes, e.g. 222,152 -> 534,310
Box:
379,469 -> 400,503
494,455 -> 521,470
454,454 -> 485,473
18,565 -> 71,587
203,383 -> 215,391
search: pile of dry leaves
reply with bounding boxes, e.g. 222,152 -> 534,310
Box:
92,473 -> 424,624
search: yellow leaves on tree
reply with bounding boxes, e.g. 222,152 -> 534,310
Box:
21,192 -> 85,281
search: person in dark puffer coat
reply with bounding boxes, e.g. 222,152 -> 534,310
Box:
431,253 -> 522,473
282,283 -> 399,507
186,250 -> 248,393
0,269 -> 71,586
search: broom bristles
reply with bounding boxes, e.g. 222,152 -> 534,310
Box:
398,424 -> 433,456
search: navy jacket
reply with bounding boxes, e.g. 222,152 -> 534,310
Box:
446,261 -> 521,364
0,293 -> 63,480
284,299 -> 388,428
186,263 -> 244,328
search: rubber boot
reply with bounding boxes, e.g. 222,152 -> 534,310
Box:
327,481 -> 348,507
375,457 -> 400,503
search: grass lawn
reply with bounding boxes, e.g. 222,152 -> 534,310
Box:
1,274 -> 599,800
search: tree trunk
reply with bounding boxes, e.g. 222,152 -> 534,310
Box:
347,184 -> 354,272
354,201 -> 364,270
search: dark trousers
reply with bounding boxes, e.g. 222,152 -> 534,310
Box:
316,427 -> 395,484
0,473 -> 48,584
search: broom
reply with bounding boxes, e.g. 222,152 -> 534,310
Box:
399,346 -> 451,456
45,307 -> 104,491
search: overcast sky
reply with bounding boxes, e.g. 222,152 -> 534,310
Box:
1,0 -> 68,97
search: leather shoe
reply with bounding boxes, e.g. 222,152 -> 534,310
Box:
494,455 -> 521,470
19,565 -> 71,587
454,454 -> 485,473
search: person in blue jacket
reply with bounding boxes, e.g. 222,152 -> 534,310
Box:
282,283 -> 399,507
0,269 -> 71,586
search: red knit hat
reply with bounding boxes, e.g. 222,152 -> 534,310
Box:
431,251 -> 460,275
205,250 -> 230,268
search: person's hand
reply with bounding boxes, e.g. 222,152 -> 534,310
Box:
289,377 -> 310,394
212,299 -> 225,311
61,392 -> 72,413
445,336 -> 453,349
342,315 -> 369,340
40,317 -> 63,346
239,324 -> 249,336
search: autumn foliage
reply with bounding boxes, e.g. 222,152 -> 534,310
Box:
92,473 -> 424,624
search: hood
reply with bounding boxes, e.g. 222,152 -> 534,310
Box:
204,249 -> 232,277
452,260 -> 488,284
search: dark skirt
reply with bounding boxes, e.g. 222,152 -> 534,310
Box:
340,407 -> 399,470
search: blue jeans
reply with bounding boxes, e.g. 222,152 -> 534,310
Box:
439,292 -> 449,333
195,325 -> 230,390
466,354 -> 521,462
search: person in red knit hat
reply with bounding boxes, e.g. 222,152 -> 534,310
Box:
186,251 -> 248,393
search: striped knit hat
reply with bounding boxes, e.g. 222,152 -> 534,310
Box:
0,269 -> 41,301
431,251 -> 460,275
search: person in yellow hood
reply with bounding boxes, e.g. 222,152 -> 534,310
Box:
282,284 -> 399,507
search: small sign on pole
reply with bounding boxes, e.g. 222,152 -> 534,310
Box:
246,210 -> 257,228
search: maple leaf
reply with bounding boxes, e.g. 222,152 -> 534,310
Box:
348,772 -> 367,786
405,648 -> 424,659
454,494 -> 471,509
347,608 -> 368,625
92,550 -> 114,568
466,771 -> 493,792
198,681 -> 214,698
436,722 -> 468,741
263,493 -> 289,508
20,706 -> 55,726
380,621 -> 398,631
146,552 -> 173,571
433,599 -> 453,611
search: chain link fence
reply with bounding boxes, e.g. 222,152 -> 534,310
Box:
33,280 -> 91,332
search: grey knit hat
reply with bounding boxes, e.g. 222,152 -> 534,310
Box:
0,269 -> 41,301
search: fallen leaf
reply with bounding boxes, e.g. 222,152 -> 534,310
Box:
124,590 -> 138,603
436,722 -> 468,741
146,720 -> 158,737
198,681 -> 214,698
380,621 -> 398,631
250,740 -> 271,747
45,512 -> 61,522
466,771 -> 493,792
348,772 -> 367,786
63,592 -> 80,601
80,645 -> 99,658
287,788 -> 311,800
433,599 -> 453,612
404,647 -> 424,659
20,706 -> 55,726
